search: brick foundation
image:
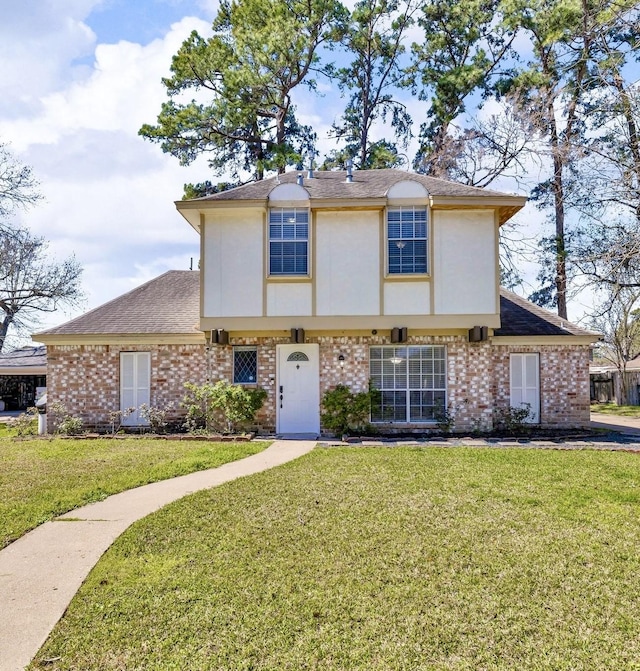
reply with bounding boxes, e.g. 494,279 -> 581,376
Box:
45,337 -> 591,434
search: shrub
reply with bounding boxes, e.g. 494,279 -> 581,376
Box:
493,404 -> 532,434
321,383 -> 379,437
435,406 -> 455,434
57,416 -> 84,436
50,402 -> 84,436
182,381 -> 267,434
138,402 -> 174,434
108,407 -> 136,435
12,407 -> 39,437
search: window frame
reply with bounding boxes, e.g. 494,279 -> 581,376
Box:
369,345 -> 446,423
233,345 -> 258,385
386,205 -> 428,276
268,207 -> 310,277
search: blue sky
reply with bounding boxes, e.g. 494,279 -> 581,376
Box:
0,0 -> 601,346
0,0 -> 413,347
0,1 -> 221,345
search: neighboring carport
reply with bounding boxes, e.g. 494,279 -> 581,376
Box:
0,346 -> 46,411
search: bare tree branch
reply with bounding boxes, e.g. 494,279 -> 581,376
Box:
0,225 -> 84,351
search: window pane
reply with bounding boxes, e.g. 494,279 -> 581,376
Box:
269,223 -> 281,239
387,207 -> 428,275
282,223 -> 295,239
409,390 -> 446,422
234,347 -> 257,384
371,390 -> 407,422
370,345 -> 446,423
269,208 -> 309,275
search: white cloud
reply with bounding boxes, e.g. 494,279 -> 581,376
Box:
0,1 -> 100,119
0,16 -> 211,151
0,10 -> 214,343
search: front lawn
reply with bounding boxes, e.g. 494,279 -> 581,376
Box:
591,403 -> 640,418
0,437 -> 270,548
32,447 -> 640,670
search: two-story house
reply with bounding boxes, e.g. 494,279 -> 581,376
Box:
36,168 -> 597,434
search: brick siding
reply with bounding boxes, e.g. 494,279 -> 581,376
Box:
45,337 -> 591,434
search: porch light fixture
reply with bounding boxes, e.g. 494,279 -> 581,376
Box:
291,328 -> 305,343
468,325 -> 488,342
390,327 -> 408,343
338,354 -> 345,368
209,329 -> 229,345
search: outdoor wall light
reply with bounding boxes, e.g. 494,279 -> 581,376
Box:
338,354 -> 345,368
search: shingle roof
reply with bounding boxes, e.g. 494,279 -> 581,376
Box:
34,272 -> 596,340
191,169 -> 520,202
35,271 -> 200,336
0,346 -> 47,368
495,289 -> 598,337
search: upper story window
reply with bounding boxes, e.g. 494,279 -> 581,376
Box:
387,206 -> 427,274
269,207 -> 309,275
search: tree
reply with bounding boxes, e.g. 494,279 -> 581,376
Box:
0,143 -> 42,218
570,6 -> 640,288
0,225 -> 83,351
320,139 -> 405,170
140,0 -> 347,180
591,286 -> 640,404
329,0 -> 414,169
182,180 -> 240,199
498,0 -> 640,319
408,0 -> 516,176
428,94 -> 536,188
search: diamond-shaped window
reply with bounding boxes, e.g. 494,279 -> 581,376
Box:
234,347 -> 257,384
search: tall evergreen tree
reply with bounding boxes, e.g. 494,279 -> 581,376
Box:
140,0 -> 348,179
408,0 -> 516,177
329,0 -> 414,169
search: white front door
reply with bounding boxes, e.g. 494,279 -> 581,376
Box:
510,353 -> 540,423
277,344 -> 320,435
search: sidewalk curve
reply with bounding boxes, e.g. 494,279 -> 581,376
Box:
0,440 -> 316,671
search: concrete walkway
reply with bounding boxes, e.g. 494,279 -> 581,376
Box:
0,440 -> 316,671
590,412 -> 640,436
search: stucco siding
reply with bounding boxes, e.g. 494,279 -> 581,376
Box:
433,210 -> 497,315
315,211 -> 379,316
267,283 -> 312,316
383,281 -> 430,315
203,209 -> 263,317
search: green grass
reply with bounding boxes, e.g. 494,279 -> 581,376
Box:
0,437 -> 269,548
31,447 -> 640,670
591,403 -> 640,418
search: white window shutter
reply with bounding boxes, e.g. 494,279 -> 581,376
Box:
120,352 -> 151,425
510,353 -> 540,423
